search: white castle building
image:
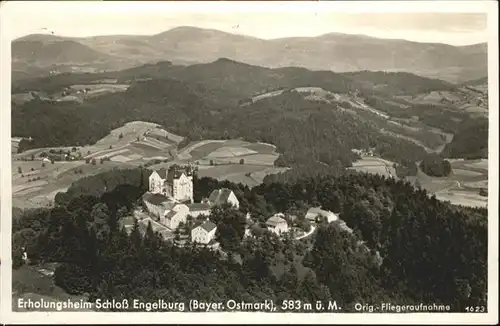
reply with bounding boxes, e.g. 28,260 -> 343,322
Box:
148,165 -> 194,203
142,166 -> 240,242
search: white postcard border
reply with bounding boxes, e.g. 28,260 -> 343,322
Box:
1,1 -> 498,324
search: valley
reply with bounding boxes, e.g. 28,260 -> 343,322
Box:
10,32 -> 489,213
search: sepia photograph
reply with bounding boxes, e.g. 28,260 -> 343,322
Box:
0,1 -> 498,324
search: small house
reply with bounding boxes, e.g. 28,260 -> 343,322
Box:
305,207 -> 339,223
266,214 -> 289,236
161,204 -> 189,230
207,188 -> 240,209
191,220 -> 218,245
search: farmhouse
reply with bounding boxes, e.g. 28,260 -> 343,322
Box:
305,207 -> 339,223
266,214 -> 289,236
191,220 -> 218,245
206,188 -> 240,209
186,203 -> 212,218
149,165 -> 194,203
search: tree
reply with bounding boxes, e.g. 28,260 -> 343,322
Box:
211,205 -> 247,252
17,166 -> 22,174
91,158 -> 97,165
119,133 -> 124,139
41,162 -> 46,168
90,203 -> 111,241
116,206 -> 128,219
239,158 -> 245,165
130,218 -> 142,250
210,160 -> 214,166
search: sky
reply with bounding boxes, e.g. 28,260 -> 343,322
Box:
1,1 -> 493,45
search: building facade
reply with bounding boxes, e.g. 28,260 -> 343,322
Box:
305,207 -> 339,223
161,204 -> 190,230
207,188 -> 240,209
266,214 -> 289,236
191,220 -> 217,245
142,192 -> 177,220
186,203 -> 212,218
148,165 -> 194,203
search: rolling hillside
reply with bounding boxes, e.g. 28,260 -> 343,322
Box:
12,26 -> 487,83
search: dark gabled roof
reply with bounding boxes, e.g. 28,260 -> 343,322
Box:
208,188 -> 234,205
155,168 -> 168,179
164,210 -> 179,220
200,220 -> 217,232
187,203 -> 211,211
143,192 -> 170,206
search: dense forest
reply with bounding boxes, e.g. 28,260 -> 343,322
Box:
343,71 -> 457,95
420,155 -> 453,177
13,168 -> 488,312
441,118 -> 488,159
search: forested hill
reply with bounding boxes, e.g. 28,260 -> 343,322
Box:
13,59 -> 457,101
13,77 -> 430,180
441,117 -> 489,159
13,27 -> 487,83
12,168 -> 487,311
13,59 -> 486,180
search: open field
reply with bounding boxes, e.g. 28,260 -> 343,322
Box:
13,121 -> 179,164
206,147 -> 258,159
181,139 -> 277,162
177,140 -> 226,160
173,139 -> 282,187
12,83 -> 130,105
414,159 -> 488,208
12,160 -> 135,209
434,191 -> 487,209
349,156 -> 397,178
79,121 -> 177,159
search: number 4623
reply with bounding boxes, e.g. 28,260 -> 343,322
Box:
465,306 -> 486,313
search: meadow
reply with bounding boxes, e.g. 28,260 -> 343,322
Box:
156,139 -> 283,187
349,157 -> 397,178
428,159 -> 488,208
12,122 -> 287,210
12,121 -> 181,209
409,159 -> 488,208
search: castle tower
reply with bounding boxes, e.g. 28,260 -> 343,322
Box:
167,165 -> 193,203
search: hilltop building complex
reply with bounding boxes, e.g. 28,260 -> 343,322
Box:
142,166 -> 242,246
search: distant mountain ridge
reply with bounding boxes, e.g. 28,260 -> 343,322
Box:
12,26 -> 488,83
